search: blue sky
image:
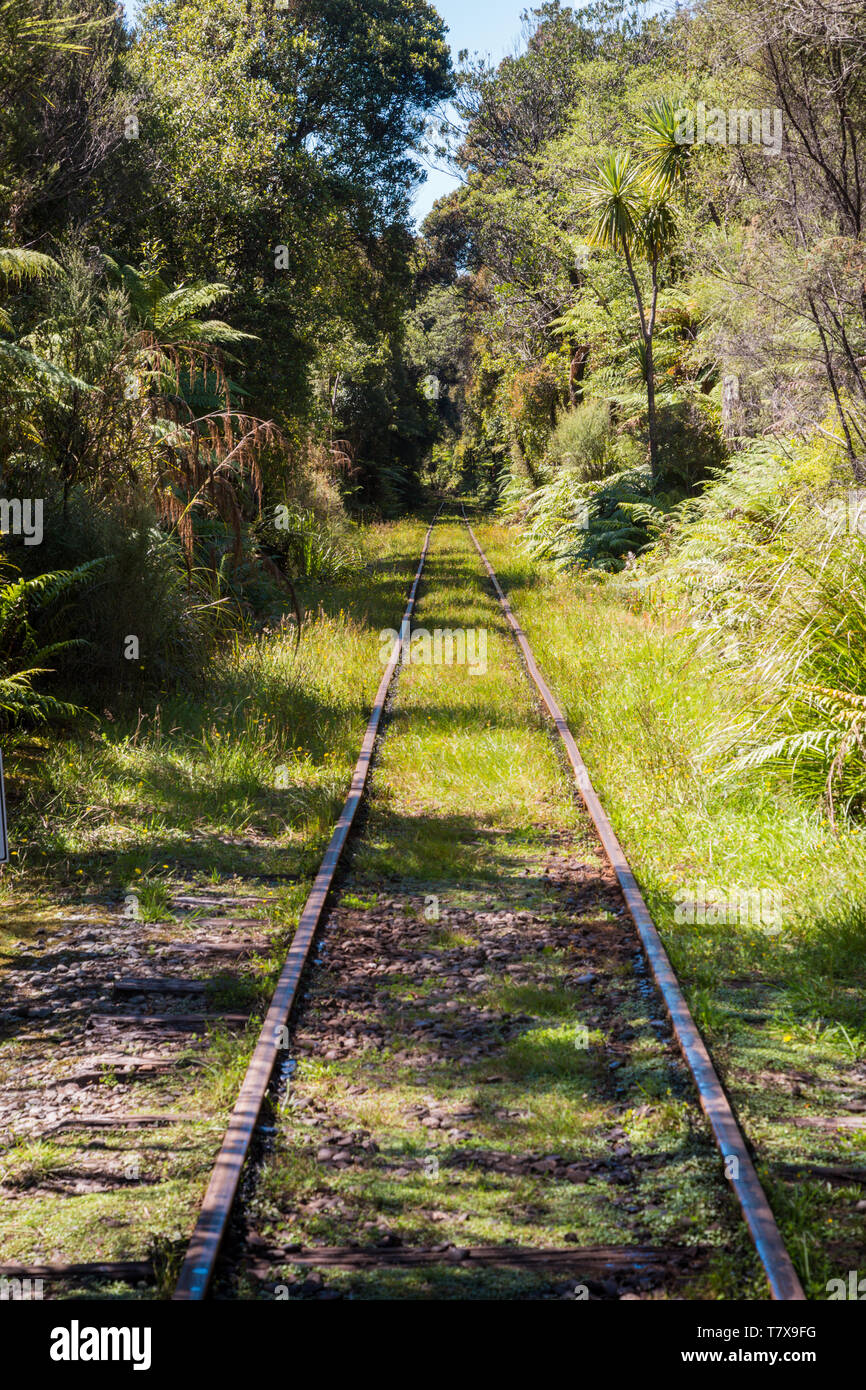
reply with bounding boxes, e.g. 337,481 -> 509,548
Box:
410,0 -> 534,226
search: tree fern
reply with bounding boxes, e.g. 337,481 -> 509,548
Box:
103,257 -> 257,350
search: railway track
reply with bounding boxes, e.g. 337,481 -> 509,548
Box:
178,506 -> 803,1302
0,508 -> 806,1302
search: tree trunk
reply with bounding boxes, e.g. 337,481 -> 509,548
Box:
646,256 -> 660,478
644,340 -> 658,476
623,244 -> 659,478
568,341 -> 590,405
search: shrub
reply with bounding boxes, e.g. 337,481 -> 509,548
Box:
254,504 -> 356,585
653,400 -> 726,490
546,399 -> 613,481
722,528 -> 866,826
10,486 -> 218,697
622,435 -> 866,823
507,363 -> 563,473
0,556 -> 101,725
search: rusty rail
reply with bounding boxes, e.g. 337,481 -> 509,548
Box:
173,512 -> 441,1300
461,507 -> 805,1302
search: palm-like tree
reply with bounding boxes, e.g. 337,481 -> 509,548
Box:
0,0 -> 94,102
578,152 -> 677,476
637,96 -> 692,196
103,256 -> 259,412
99,257 -> 275,571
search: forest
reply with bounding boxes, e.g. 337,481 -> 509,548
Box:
1,0 -> 865,1316
1,0 -> 453,707
2,0 -> 865,821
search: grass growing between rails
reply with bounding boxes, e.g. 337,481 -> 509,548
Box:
0,519 -> 429,1277
473,517 -> 866,1298
246,521 -> 757,1301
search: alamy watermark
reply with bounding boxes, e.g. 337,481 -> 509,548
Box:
49,1322 -> 151,1370
826,1270 -> 866,1299
379,621 -> 487,675
673,101 -> 783,157
0,1275 -> 43,1300
674,882 -> 782,929
0,498 -> 43,545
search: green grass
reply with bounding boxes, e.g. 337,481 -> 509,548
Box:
0,1138 -> 67,1188
473,516 -> 866,1298
4,509 -> 858,1298
3,520 -> 428,873
0,518 -> 430,1273
244,520 -> 749,1300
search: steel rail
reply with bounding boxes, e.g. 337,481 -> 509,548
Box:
461,508 -> 805,1302
173,511 -> 441,1300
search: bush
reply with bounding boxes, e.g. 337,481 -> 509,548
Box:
719,520 -> 866,826
546,399 -> 612,481
10,486 -> 217,697
622,435 -> 866,823
507,363 -> 563,472
502,460 -> 683,574
0,557 -> 100,726
654,400 -> 726,490
253,504 -> 356,584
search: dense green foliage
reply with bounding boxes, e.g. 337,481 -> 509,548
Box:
5,0 -> 866,822
0,0 -> 452,714
413,0 -> 866,820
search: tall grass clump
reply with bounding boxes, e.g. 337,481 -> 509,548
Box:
254,505 -> 357,584
721,528 -> 866,825
546,399 -> 613,481
625,436 -> 866,824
